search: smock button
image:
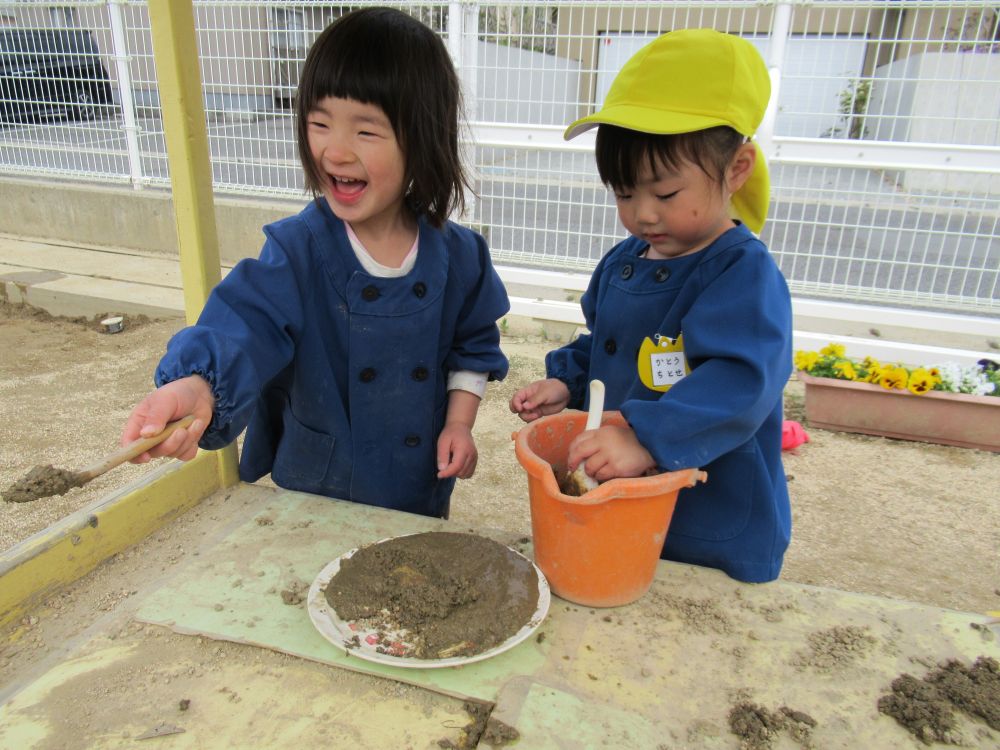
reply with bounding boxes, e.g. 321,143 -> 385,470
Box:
359,367 -> 376,382
412,282 -> 427,298
604,338 -> 617,355
412,366 -> 429,381
620,264 -> 633,280
362,285 -> 380,301
404,435 -> 421,447
655,267 -> 671,282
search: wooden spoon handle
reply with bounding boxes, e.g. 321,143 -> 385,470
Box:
77,415 -> 196,482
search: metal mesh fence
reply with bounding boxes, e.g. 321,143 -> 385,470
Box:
0,0 -> 997,314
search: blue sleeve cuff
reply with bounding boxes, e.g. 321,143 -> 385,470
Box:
545,337 -> 591,409
155,327 -> 259,448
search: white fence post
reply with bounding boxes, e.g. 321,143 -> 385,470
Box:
449,2 -> 479,222
447,2 -> 463,64
758,1 -> 792,160
107,0 -> 143,189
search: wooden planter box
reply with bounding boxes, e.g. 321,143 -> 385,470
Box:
797,371 -> 1000,453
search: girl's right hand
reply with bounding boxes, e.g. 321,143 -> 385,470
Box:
121,375 -> 215,463
509,378 -> 571,422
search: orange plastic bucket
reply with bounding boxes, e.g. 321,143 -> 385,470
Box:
513,410 -> 706,607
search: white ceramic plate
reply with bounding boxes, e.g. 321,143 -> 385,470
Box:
307,533 -> 550,669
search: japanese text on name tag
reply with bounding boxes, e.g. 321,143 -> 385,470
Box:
651,351 -> 687,387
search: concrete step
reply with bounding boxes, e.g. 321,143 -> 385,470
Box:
0,234 -> 206,318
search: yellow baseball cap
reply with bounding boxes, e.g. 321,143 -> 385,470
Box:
565,29 -> 772,233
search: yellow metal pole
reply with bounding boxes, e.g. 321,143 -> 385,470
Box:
147,0 -> 238,488
147,0 -> 220,321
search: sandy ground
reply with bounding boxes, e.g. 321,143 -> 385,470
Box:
2,301 -> 998,617
2,302 -> 999,747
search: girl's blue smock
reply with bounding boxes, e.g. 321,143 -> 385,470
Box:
155,198 -> 510,518
546,224 -> 792,582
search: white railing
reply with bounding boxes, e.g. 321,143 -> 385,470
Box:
0,0 -> 998,319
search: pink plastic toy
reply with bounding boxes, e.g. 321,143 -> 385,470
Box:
782,420 -> 810,451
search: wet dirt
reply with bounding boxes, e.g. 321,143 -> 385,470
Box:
435,699 -> 517,750
728,702 -> 816,750
434,698 -> 520,749
877,656 -> 1000,745
2,464 -> 82,503
324,531 -> 540,660
558,467 -> 593,497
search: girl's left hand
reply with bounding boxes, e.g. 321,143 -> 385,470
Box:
436,423 -> 478,479
567,425 -> 656,483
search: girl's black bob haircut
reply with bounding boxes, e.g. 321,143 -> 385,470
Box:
594,124 -> 745,191
295,7 -> 469,227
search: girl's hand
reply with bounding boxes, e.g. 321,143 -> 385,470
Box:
567,424 -> 657,483
437,422 -> 478,479
121,375 -> 215,463
509,378 -> 571,422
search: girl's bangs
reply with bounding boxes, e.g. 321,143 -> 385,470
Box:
301,34 -> 397,120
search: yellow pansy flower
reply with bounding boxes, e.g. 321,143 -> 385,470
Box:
861,366 -> 881,384
907,369 -> 936,394
794,351 -> 819,371
833,360 -> 857,380
880,365 -> 909,390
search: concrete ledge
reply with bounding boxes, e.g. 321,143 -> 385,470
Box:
0,235 -> 217,318
508,295 -> 998,367
2,230 -> 996,366
0,175 -> 306,264
2,271 -> 184,319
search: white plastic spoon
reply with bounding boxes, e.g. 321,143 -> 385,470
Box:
564,379 -> 605,495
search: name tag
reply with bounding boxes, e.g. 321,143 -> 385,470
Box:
637,334 -> 689,392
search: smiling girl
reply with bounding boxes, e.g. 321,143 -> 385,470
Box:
120,8 -> 509,518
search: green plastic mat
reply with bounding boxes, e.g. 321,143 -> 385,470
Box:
135,487 -> 548,701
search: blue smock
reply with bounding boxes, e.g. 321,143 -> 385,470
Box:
546,224 -> 792,582
156,198 -> 510,518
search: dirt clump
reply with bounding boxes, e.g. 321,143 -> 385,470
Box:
728,701 -> 816,749
481,716 -> 520,746
436,699 -> 519,749
280,579 -> 306,606
324,531 -> 540,660
2,464 -> 81,503
647,588 -> 734,634
792,624 -> 877,671
878,656 -> 1000,744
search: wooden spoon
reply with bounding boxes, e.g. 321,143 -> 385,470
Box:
2,415 -> 196,503
562,380 -> 605,496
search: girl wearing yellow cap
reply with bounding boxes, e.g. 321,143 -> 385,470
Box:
510,29 -> 792,583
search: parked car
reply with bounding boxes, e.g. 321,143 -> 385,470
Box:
0,28 -> 114,124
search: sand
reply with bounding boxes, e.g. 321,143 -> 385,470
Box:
2,301 -> 1000,747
